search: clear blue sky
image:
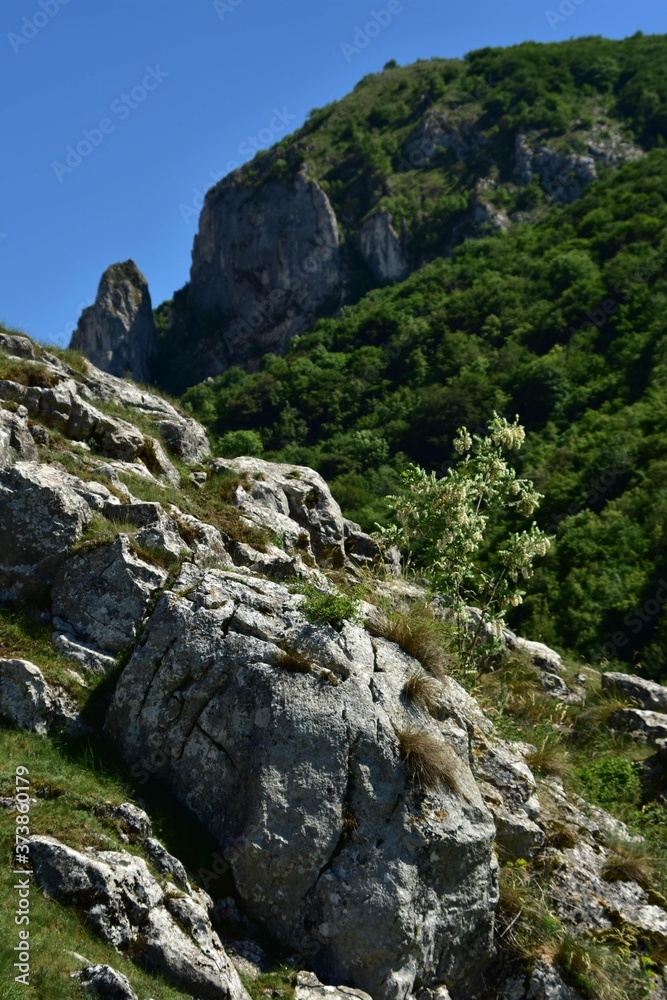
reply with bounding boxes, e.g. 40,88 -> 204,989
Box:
1,0 -> 664,346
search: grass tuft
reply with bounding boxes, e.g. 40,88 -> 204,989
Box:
366,603 -> 453,678
402,669 -> 442,715
395,726 -> 459,791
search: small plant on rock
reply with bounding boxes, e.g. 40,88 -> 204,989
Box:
395,727 -> 459,792
297,583 -> 361,630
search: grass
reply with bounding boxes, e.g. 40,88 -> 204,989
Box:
601,836 -> 658,892
0,728 -> 187,1000
366,602 -> 454,678
240,966 -> 296,1000
394,727 -> 460,792
524,735 -> 571,779
0,351 -> 59,389
554,934 -> 654,1000
402,669 -> 442,715
41,345 -> 89,377
0,608 -> 91,703
277,644 -> 313,674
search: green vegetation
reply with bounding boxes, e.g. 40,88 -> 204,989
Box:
380,414 -> 550,670
184,145 -> 667,677
296,583 -> 361,630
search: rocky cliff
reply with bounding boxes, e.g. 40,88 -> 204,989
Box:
1,327 -> 667,999
71,260 -> 158,383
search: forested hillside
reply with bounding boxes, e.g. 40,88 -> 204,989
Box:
183,146 -> 667,676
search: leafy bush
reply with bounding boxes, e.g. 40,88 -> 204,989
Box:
297,583 -> 361,630
577,756 -> 642,807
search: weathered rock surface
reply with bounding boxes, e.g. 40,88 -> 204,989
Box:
106,564 -> 499,1000
71,261 -> 158,383
0,658 -> 80,734
189,167 -> 342,372
31,835 -> 249,1000
472,737 -> 544,859
210,456 -> 379,570
514,125 -> 643,203
73,964 -> 138,1000
52,535 -> 169,654
358,209 -> 410,284
295,970 -> 373,1000
612,707 -> 667,744
0,406 -> 37,467
602,671 -> 667,713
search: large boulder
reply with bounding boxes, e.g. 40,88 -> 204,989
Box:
71,261 -> 157,383
0,462 -> 95,600
31,835 -> 249,1000
106,565 -> 498,1000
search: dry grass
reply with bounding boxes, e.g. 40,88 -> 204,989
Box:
277,644 -> 313,674
601,837 -> 658,891
525,738 -> 571,779
367,604 -> 453,678
395,727 -> 460,792
545,824 -> 578,849
402,669 -> 442,715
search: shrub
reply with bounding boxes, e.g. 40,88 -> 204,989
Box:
577,756 -> 642,807
298,584 -> 361,630
379,414 -> 550,672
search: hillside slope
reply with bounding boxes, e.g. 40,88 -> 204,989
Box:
183,146 -> 667,676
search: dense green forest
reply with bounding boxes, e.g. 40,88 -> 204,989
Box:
183,146 -> 667,676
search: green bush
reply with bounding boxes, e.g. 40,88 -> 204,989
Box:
577,756 -> 642,807
297,584 -> 361,630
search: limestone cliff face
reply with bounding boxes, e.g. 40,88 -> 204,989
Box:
188,167 -> 343,370
358,209 -> 410,284
71,261 -> 157,383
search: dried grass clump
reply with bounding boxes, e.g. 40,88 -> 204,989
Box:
601,837 -> 657,891
402,669 -> 442,715
525,739 -> 571,779
277,644 -> 312,674
395,727 -> 459,792
367,605 -> 452,678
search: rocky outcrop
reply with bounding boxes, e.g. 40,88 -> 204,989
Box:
106,564 -> 499,1000
0,406 -> 38,467
31,835 -> 249,1000
358,209 -> 410,284
295,971 -> 373,1000
189,167 -> 342,371
209,456 -> 380,571
71,261 -> 158,383
0,658 -> 80,734
52,535 -> 169,654
514,124 -> 643,204
602,671 -> 667,713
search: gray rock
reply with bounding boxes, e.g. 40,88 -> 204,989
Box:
295,970 -> 373,1000
106,566 -> 498,1000
52,630 -> 117,674
472,736 -> 544,859
52,535 -> 168,654
602,671 -> 667,713
0,461 -> 94,599
612,708 -> 667,744
71,260 -> 157,383
0,658 -> 80,734
358,209 -> 410,284
158,417 -> 211,465
144,836 -> 191,891
189,167 -> 342,372
107,802 -> 152,840
73,964 -> 138,1000
31,835 -> 249,1000
0,331 -> 36,359
0,407 -> 37,467
209,456 -> 377,569
527,959 -> 583,999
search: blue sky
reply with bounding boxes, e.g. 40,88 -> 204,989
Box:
1,0 -> 664,346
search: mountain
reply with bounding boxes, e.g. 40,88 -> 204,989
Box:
1,326 -> 667,1000
145,33 -> 666,390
